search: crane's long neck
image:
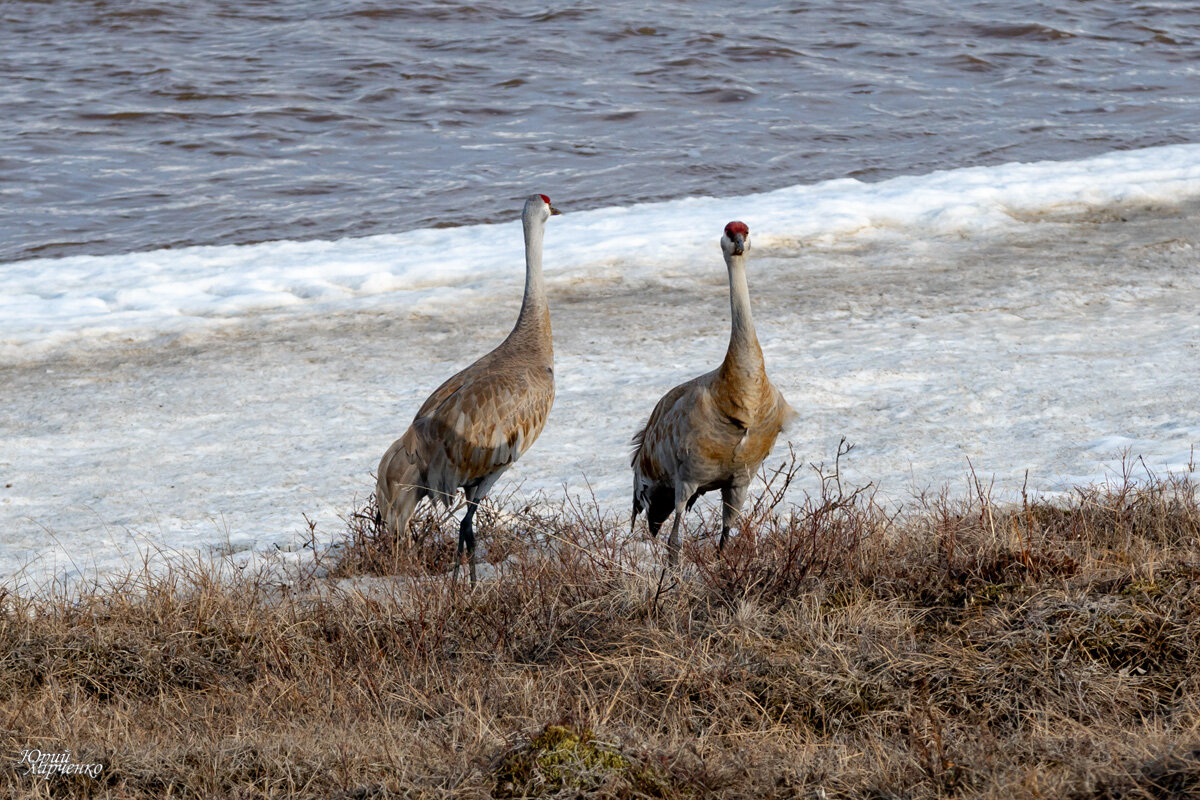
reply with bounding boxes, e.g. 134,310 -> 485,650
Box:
717,254 -> 764,386
509,213 -> 553,357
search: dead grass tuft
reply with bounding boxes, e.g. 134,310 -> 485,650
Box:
3,456 -> 1199,798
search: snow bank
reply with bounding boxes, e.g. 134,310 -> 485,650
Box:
5,144 -> 1200,361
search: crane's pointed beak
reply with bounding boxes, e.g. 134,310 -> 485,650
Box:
730,233 -> 745,256
549,205 -> 562,216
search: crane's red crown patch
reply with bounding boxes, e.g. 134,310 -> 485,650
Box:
724,221 -> 749,237
539,194 -> 552,205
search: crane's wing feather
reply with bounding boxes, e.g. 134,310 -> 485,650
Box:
414,361 -> 555,484
630,374 -> 710,478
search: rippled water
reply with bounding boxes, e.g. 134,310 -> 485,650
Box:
2,0 -> 1198,262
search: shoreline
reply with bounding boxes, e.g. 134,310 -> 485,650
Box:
7,143 -> 1200,363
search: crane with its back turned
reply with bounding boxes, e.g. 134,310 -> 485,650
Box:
376,194 -> 561,584
631,221 -> 793,566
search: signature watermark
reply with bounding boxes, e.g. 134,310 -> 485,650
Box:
17,749 -> 103,779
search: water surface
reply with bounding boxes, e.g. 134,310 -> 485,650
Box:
2,0 -> 1199,261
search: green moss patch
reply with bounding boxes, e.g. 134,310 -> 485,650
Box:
493,725 -> 663,798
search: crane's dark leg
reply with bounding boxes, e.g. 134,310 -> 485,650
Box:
453,474 -> 504,587
719,484 -> 749,551
666,505 -> 685,567
666,484 -> 697,567
452,501 -> 479,586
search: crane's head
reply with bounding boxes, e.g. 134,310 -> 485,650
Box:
524,193 -> 562,221
721,221 -> 750,257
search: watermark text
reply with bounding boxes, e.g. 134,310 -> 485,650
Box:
17,749 -> 103,779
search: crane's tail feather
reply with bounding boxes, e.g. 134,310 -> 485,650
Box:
642,487 -> 674,539
376,427 -> 427,543
631,469 -> 651,535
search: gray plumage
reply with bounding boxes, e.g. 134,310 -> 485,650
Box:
376,194 -> 560,584
631,221 -> 793,565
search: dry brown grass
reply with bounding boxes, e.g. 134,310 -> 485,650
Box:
3,453 -> 1200,799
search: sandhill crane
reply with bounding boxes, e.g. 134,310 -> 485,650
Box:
631,221 -> 793,566
376,194 -> 561,584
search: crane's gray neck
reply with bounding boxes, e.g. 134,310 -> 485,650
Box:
719,253 -> 764,380
510,211 -> 552,346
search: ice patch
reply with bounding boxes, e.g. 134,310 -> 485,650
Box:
5,144 -> 1200,361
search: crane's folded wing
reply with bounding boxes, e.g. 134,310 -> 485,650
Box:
414,364 -> 555,476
